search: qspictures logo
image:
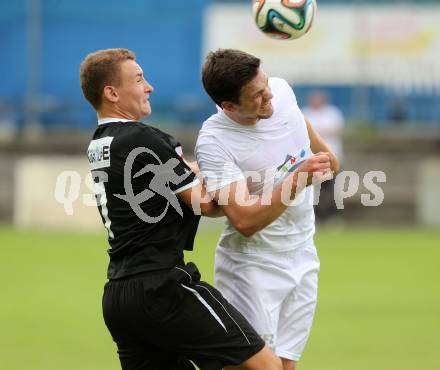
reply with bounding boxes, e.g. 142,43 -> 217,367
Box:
113,147 -> 192,223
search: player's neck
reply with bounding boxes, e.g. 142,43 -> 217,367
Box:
98,106 -> 140,122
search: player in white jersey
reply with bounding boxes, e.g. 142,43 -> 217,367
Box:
195,49 -> 339,370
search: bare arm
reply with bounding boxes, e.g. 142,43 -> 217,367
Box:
305,116 -> 340,173
211,153 -> 331,237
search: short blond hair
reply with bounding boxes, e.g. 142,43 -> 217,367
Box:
80,48 -> 136,110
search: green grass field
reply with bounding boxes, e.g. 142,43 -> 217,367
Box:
1,225 -> 439,370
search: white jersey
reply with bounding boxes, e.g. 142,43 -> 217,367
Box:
195,78 -> 315,253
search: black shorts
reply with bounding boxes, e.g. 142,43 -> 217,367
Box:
102,262 -> 265,370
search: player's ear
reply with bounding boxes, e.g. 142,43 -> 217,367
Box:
103,85 -> 119,104
221,101 -> 236,112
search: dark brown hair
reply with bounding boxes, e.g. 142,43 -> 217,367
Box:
80,48 -> 136,110
202,49 -> 261,106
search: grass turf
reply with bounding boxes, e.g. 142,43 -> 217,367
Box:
0,225 -> 439,370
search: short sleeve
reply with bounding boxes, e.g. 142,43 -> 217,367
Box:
195,136 -> 244,193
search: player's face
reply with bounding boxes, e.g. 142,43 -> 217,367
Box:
236,68 -> 274,121
116,60 -> 153,120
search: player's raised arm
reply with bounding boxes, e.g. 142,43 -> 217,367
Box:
209,153 -> 331,237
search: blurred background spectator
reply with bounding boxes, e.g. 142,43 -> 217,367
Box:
303,90 -> 345,223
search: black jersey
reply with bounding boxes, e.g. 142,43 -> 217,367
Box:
87,120 -> 200,279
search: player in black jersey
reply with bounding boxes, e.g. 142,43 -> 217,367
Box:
80,48 -> 282,370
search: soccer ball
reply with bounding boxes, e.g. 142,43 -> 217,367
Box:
253,0 -> 317,40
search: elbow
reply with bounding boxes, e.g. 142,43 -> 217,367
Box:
200,202 -> 216,216
200,203 -> 213,216
239,229 -> 255,238
199,201 -> 223,217
234,221 -> 259,238
227,210 -> 265,237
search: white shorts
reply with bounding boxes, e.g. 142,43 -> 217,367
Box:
214,244 -> 320,361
